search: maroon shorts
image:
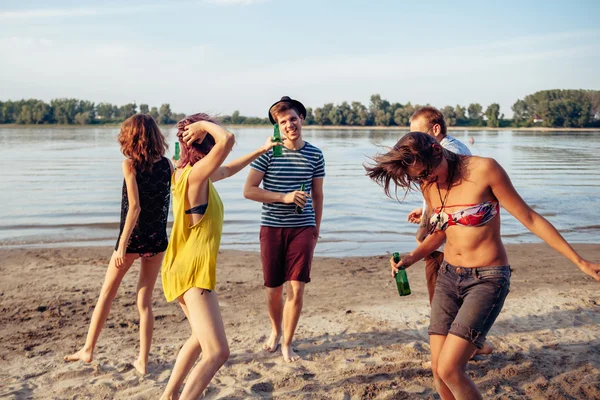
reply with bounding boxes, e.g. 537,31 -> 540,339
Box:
259,226 -> 317,288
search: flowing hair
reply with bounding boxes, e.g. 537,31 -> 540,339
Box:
176,113 -> 221,167
364,132 -> 463,200
118,114 -> 167,173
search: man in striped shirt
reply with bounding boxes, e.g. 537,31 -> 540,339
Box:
244,96 -> 325,362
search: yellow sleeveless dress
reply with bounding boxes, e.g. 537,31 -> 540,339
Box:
161,166 -> 224,302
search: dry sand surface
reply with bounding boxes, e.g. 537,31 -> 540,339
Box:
1,244 -> 599,399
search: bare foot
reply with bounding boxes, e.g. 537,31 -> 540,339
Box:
262,331 -> 281,352
64,348 -> 93,363
475,341 -> 495,356
281,344 -> 300,363
133,358 -> 147,375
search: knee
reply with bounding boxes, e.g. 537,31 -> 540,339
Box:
207,345 -> 230,367
136,296 -> 152,314
286,291 -> 304,306
436,362 -> 462,385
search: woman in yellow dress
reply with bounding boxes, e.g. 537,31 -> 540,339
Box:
160,114 -> 278,400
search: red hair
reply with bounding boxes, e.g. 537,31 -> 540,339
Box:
118,114 -> 167,173
176,113 -> 221,167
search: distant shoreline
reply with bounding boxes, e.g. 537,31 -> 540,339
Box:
1,124 -> 599,132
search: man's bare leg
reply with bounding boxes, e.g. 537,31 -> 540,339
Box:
263,285 -> 283,352
281,280 -> 305,362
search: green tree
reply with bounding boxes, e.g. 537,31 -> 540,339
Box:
455,105 -> 467,125
31,101 -> 52,124
75,111 -> 93,125
350,102 -> 369,125
467,103 -> 483,126
119,103 -> 137,120
150,106 -> 159,121
441,106 -> 457,126
139,104 -> 149,114
158,104 -> 173,124
304,107 -> 315,125
485,103 -> 500,127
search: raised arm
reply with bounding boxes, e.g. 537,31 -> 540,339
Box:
210,137 -> 278,183
114,159 -> 141,268
486,158 -> 600,281
184,121 -> 235,184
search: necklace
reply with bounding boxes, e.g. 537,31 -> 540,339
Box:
436,167 -> 454,213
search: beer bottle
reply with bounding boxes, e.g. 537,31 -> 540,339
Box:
295,183 -> 306,214
272,124 -> 283,157
393,252 -> 411,296
174,142 -> 181,161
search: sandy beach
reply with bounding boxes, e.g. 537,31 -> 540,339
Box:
1,244 -> 599,399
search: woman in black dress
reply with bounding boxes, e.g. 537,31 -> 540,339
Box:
65,114 -> 172,375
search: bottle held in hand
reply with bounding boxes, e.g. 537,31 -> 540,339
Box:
295,183 -> 306,214
272,124 -> 283,157
393,252 -> 411,296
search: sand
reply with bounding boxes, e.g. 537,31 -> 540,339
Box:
0,244 -> 599,399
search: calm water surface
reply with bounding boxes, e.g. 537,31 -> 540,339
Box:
1,127 -> 599,257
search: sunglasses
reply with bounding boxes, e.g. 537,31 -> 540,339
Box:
407,167 -> 432,182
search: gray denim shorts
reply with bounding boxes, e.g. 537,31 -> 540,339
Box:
428,261 -> 511,349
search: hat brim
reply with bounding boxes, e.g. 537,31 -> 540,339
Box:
268,98 -> 306,125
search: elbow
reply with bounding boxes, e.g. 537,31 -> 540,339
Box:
130,204 -> 142,216
243,187 -> 252,199
225,132 -> 236,150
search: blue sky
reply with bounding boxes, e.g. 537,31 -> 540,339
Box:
1,0 -> 599,117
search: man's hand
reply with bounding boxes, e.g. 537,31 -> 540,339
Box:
283,190 -> 309,208
407,208 -> 423,224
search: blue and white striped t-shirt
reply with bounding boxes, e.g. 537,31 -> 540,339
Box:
250,141 -> 325,227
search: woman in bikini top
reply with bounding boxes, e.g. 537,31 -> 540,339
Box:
365,131 -> 600,400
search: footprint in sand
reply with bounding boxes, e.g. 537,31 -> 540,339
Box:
250,381 -> 274,394
241,369 -> 262,381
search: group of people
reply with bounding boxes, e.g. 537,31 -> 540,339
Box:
63,97 -> 599,400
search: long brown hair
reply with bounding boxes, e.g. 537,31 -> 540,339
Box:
176,113 -> 220,167
118,114 -> 167,173
364,132 -> 463,199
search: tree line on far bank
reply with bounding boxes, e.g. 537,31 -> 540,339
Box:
1,89 -> 599,128
0,99 -> 186,126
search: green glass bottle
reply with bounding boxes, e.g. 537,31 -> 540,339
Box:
174,142 -> 180,161
393,252 -> 411,296
272,124 -> 283,157
295,183 -> 306,214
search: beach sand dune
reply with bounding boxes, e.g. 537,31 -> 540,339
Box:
1,244 -> 599,399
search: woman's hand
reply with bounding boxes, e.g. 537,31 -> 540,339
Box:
182,121 -> 209,146
262,136 -> 281,153
577,260 -> 600,282
113,248 -> 126,269
389,253 -> 416,277
283,190 -> 309,208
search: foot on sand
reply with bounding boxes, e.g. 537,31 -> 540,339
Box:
282,344 -> 300,363
475,341 -> 495,356
133,358 -> 147,375
263,331 -> 281,352
64,348 -> 93,363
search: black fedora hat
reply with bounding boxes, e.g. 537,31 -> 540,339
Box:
268,96 -> 306,125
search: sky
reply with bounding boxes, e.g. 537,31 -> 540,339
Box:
1,0 -> 599,118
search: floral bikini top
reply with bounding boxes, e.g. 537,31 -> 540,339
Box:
428,201 -> 500,233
